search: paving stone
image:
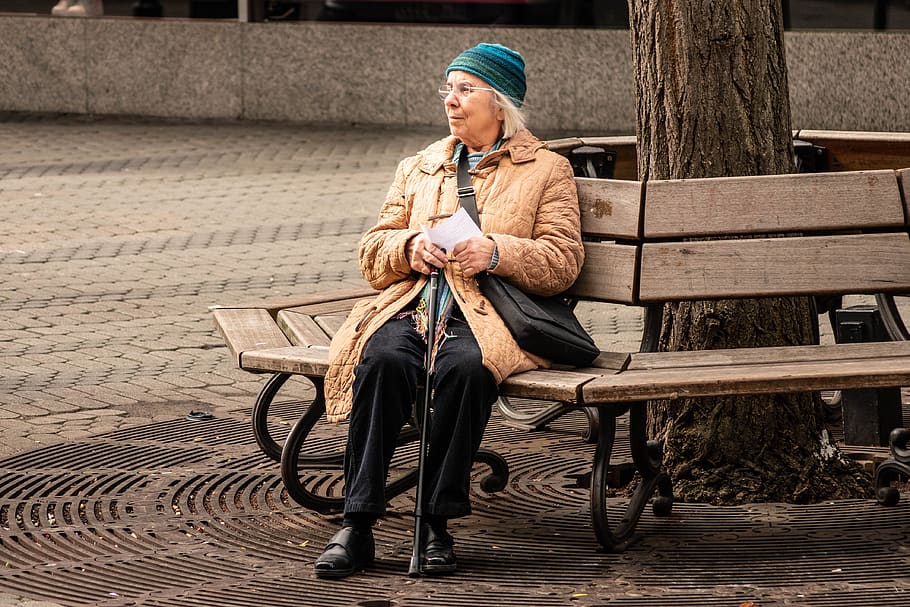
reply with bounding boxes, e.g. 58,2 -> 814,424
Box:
7,403 -> 52,417
0,419 -> 35,433
70,385 -> 141,407
58,429 -> 94,440
184,371 -> 234,386
89,408 -> 128,417
0,408 -> 21,420
28,415 -> 75,426
18,353 -> 70,365
26,433 -> 64,446
131,377 -> 185,393
18,398 -> 80,414
0,357 -> 25,369
61,358 -> 118,372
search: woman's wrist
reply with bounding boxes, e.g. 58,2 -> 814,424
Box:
487,244 -> 500,271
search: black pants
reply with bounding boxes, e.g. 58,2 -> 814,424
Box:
343,313 -> 498,519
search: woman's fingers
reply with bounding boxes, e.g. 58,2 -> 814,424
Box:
453,237 -> 495,277
408,234 -> 447,274
410,235 -> 496,276
426,247 -> 448,268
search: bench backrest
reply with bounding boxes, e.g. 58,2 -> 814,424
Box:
565,164 -> 910,306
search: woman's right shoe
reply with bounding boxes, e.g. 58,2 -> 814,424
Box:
314,526 -> 375,579
420,524 -> 457,575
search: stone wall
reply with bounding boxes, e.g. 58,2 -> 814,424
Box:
2,15 -> 907,133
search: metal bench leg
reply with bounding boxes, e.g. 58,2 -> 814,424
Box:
590,403 -> 673,552
252,372 -> 292,462
279,377 -> 346,513
874,427 -> 910,506
581,407 -> 600,444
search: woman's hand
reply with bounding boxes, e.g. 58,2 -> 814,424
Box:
452,236 -> 496,278
407,233 -> 448,275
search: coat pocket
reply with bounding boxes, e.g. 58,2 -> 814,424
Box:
352,300 -> 378,332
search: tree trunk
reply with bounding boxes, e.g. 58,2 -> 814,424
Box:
628,0 -> 868,504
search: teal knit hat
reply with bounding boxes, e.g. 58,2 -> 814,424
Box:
446,43 -> 527,107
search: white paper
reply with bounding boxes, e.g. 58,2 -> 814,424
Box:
422,207 -> 482,253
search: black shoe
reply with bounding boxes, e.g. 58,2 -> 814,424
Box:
314,526 -> 375,579
420,525 -> 456,575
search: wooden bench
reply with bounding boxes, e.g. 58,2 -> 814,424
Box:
212,131 -> 910,552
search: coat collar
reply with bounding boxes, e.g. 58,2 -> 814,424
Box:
417,129 -> 545,174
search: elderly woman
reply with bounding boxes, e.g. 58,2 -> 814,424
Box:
315,43 -> 584,578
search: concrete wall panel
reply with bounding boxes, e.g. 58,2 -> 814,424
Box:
85,19 -> 241,119
787,31 -> 910,132
2,16 -> 909,134
244,22 -> 407,124
0,16 -> 86,113
398,26 -> 481,128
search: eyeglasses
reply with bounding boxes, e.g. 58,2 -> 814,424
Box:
437,82 -> 496,101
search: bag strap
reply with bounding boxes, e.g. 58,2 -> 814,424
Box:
456,146 -> 482,227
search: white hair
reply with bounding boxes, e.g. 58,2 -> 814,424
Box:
491,89 -> 527,139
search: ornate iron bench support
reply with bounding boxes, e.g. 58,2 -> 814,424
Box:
252,372 -> 292,462
590,402 -> 673,552
497,396 -> 600,443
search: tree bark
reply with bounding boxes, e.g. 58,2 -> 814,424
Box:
628,0 -> 867,504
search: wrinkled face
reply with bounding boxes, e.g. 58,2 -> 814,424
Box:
442,70 -> 505,152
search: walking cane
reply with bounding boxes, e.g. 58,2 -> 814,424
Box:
408,268 -> 440,577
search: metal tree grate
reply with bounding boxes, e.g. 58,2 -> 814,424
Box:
1,408 -> 909,606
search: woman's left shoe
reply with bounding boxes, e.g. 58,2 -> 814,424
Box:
314,526 -> 375,579
420,525 -> 457,574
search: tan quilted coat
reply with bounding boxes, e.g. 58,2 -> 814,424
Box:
323,129 -> 584,422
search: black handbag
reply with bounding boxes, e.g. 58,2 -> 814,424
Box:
455,149 -> 599,367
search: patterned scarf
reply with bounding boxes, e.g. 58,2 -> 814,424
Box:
404,277 -> 456,373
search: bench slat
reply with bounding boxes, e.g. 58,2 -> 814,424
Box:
577,178 -> 641,239
567,242 -> 638,304
638,232 -> 910,301
643,170 -> 904,238
628,340 -> 910,370
499,351 -> 629,403
210,286 -> 376,316
796,130 -> 910,171
241,346 -> 329,375
900,168 -> 910,223
315,313 -> 352,339
277,310 -> 332,347
213,308 -> 292,367
499,368 -> 600,404
283,295 -> 375,316
583,341 -> 910,404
